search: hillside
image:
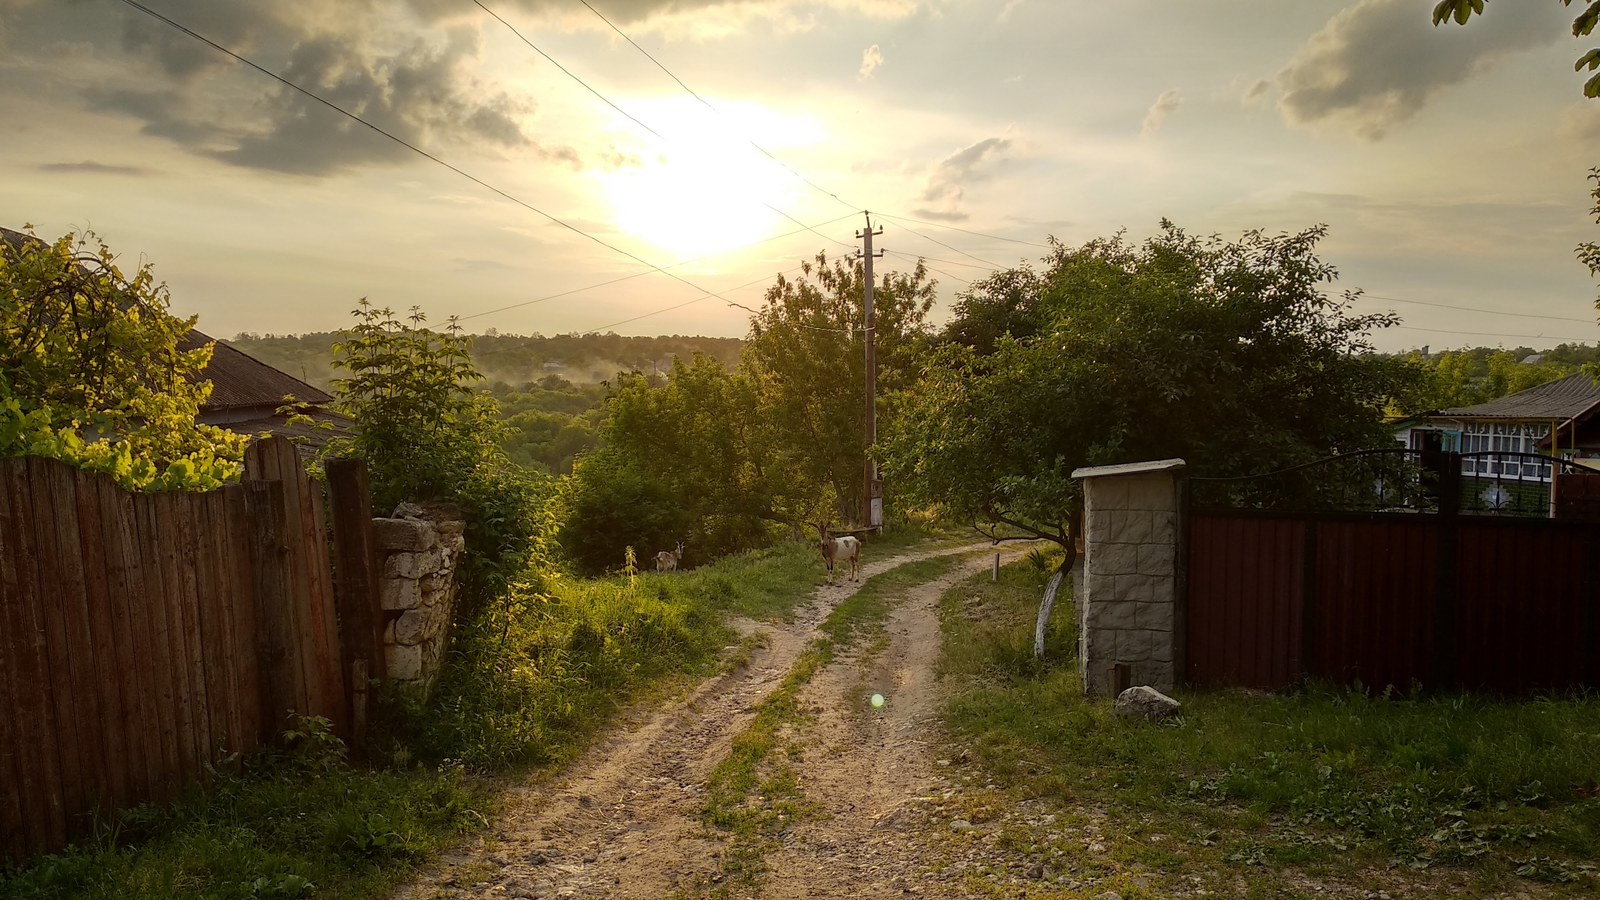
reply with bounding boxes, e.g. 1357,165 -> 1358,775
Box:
226,331 -> 745,391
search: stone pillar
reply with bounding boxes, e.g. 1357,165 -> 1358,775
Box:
1071,459 -> 1185,697
374,504 -> 467,694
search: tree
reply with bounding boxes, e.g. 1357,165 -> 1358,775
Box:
0,228 -> 247,490
557,354 -> 780,573
1432,0 -> 1600,97
326,301 -> 552,599
741,251 -> 934,525
882,222 -> 1418,558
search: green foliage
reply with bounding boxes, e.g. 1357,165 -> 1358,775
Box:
324,302 -> 553,600
1433,0 -> 1600,97
1400,346 -> 1580,412
0,228 -> 247,490
0,736 -> 487,900
558,355 -> 790,573
883,222 -> 1418,545
743,252 -> 935,525
396,541 -> 825,770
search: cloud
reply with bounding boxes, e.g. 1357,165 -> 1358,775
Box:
36,161 -> 151,176
1139,89 -> 1182,139
913,135 -> 1013,222
858,43 -> 884,80
1275,0 -> 1565,140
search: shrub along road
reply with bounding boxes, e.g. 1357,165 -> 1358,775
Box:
395,542 -> 1017,900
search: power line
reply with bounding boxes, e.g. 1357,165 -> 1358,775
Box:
110,0 -> 851,334
474,0 -> 854,253
877,214 -> 1007,268
458,211 -> 860,322
1388,323 -> 1595,342
574,0 -> 857,213
1361,293 -> 1596,325
583,266 -> 803,334
874,211 -> 1053,250
883,249 -> 975,287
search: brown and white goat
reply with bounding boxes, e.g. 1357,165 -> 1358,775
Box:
817,525 -> 860,583
654,541 -> 684,573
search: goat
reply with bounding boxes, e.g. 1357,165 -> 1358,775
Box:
817,524 -> 861,583
654,541 -> 684,573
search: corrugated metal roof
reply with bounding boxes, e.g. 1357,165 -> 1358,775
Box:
1438,373 -> 1600,421
181,331 -> 334,410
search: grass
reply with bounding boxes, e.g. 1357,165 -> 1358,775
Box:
698,554 -> 965,895
0,539 -> 841,900
0,722 -> 486,900
935,560 -> 1600,898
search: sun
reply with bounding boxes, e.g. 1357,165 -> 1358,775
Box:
597,100 -> 822,261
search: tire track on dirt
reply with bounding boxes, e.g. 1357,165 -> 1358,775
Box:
393,542 -> 992,900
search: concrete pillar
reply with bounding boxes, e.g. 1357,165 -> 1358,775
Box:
1071,459 -> 1186,697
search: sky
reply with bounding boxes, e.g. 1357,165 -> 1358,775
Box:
2,0 -> 1598,352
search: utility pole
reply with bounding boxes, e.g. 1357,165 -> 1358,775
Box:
858,212 -> 884,530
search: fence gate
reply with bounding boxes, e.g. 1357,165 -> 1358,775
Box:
1185,450 -> 1600,693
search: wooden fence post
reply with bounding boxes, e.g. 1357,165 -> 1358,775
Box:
244,480 -> 297,741
326,459 -> 386,753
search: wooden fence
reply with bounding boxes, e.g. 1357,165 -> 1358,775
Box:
0,438 -> 383,862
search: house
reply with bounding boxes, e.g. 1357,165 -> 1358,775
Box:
1398,372 -> 1600,487
3,224 -> 345,449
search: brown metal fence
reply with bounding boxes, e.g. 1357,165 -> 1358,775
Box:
0,437 -> 382,862
1186,451 -> 1600,694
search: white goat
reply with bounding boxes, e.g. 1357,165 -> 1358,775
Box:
654,541 -> 684,573
817,525 -> 861,583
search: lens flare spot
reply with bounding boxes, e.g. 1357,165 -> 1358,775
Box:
870,693 -> 885,709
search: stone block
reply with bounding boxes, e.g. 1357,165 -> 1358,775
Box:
1118,628 -> 1152,662
1087,509 -> 1114,543
416,548 -> 446,576
1149,631 -> 1176,663
1149,511 -> 1180,542
1088,542 -> 1139,577
1114,685 -> 1182,722
380,576 -> 421,611
1125,475 -> 1175,512
1149,577 -> 1175,607
393,609 -> 429,646
383,552 -> 421,580
1136,601 -> 1174,632
1137,543 -> 1176,577
1089,478 -> 1129,511
1113,572 -> 1156,604
434,519 -> 466,535
374,517 -> 436,551
1086,596 -> 1138,630
387,643 -> 422,681
1108,510 -> 1155,544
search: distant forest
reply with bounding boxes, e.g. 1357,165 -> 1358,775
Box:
228,331 -> 744,392
226,331 -> 1600,478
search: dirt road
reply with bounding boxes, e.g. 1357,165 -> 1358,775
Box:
395,543 -> 1010,900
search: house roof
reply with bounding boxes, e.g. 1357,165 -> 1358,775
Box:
1435,373 -> 1600,422
181,330 -> 333,410
4,225 -> 331,411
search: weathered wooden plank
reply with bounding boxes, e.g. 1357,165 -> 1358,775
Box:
97,477 -> 157,805
327,459 -> 385,677
169,491 -> 214,769
151,492 -> 200,783
245,480 -> 297,738
198,492 -> 242,762
28,458 -> 90,837
305,476 -> 347,730
71,468 -> 132,811
133,491 -> 182,800
0,459 -> 59,858
223,485 -> 264,748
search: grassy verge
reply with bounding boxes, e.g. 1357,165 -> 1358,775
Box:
698,554 -> 964,895
935,560 -> 1600,898
0,541 -> 831,900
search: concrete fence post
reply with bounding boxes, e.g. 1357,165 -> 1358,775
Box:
1071,459 -> 1186,697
